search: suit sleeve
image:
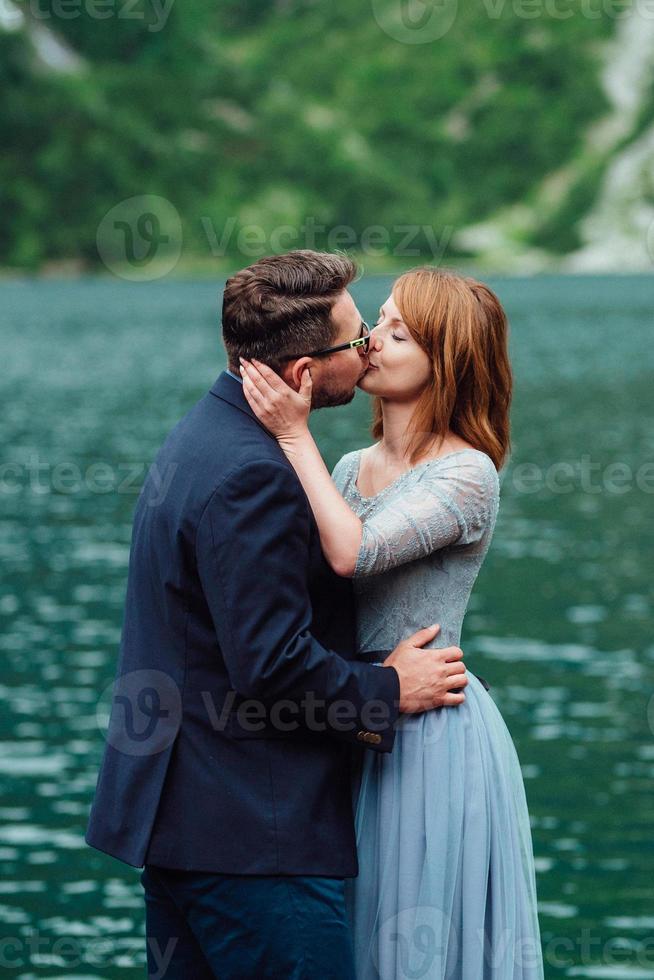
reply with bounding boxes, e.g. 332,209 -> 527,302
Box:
196,459 -> 400,752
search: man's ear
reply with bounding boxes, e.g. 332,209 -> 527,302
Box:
286,356 -> 313,391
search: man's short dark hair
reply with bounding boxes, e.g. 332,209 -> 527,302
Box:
222,250 -> 358,372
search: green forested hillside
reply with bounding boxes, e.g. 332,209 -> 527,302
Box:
3,0 -> 650,272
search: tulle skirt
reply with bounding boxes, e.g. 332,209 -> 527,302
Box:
345,673 -> 544,980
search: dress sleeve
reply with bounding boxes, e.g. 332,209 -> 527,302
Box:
354,453 -> 499,578
331,451 -> 357,494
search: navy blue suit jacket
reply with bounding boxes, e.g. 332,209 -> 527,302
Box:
85,372 -> 400,874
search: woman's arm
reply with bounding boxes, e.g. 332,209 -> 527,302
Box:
240,358 -> 363,577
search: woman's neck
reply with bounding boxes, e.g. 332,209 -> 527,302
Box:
378,397 -> 431,466
376,397 -> 464,468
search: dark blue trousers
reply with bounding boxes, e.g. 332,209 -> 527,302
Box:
141,865 -> 357,979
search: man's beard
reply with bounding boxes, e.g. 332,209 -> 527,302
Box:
311,385 -> 357,410
310,360 -> 368,410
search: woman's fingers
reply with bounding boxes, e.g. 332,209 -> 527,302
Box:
241,366 -> 282,418
241,372 -> 270,418
246,357 -> 287,393
240,357 -> 311,435
240,359 -> 274,397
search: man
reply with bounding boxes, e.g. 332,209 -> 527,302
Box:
85,250 -> 468,979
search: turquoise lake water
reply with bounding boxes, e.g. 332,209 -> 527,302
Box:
1,275 -> 653,978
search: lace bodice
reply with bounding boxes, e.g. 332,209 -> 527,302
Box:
331,448 -> 500,653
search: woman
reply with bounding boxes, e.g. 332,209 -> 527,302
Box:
240,266 -> 543,980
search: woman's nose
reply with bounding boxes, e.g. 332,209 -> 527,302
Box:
369,329 -> 383,351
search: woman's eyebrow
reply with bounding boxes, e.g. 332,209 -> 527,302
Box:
379,304 -> 402,324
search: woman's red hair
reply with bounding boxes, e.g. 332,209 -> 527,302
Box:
372,267 -> 512,470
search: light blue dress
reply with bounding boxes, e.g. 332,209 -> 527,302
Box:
332,448 -> 543,980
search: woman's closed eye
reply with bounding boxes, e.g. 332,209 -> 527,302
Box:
373,313 -> 407,341
374,316 -> 404,336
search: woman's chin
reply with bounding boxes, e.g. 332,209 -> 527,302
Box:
358,368 -> 380,393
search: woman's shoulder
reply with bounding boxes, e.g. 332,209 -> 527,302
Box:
430,447 -> 498,481
330,448 -> 363,488
420,448 -> 500,515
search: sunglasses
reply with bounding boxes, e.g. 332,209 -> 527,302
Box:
285,321 -> 371,360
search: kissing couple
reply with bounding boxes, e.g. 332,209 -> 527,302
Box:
86,250 -> 543,979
